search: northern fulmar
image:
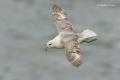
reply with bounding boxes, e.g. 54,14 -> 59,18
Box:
47,4 -> 97,67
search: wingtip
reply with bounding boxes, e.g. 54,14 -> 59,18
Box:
52,4 -> 60,10
53,4 -> 58,7
67,53 -> 84,67
52,4 -> 67,19
72,56 -> 84,67
53,4 -> 57,8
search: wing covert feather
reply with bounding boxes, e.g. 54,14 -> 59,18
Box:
62,35 -> 83,67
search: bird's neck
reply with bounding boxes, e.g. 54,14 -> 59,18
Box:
53,35 -> 64,48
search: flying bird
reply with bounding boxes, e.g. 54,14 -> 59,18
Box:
47,4 -> 97,67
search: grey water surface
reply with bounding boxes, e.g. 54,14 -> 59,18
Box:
0,0 -> 120,80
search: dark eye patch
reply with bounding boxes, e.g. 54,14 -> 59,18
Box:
49,43 -> 52,45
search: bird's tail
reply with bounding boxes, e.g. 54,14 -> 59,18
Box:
77,29 -> 97,43
52,4 -> 67,19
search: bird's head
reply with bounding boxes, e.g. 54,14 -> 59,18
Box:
47,40 -> 56,48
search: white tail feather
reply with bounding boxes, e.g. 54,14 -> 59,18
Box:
78,29 -> 97,43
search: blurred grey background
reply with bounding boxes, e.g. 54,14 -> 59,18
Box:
0,0 -> 120,80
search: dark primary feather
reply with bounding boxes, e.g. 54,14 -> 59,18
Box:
52,4 -> 67,19
52,4 -> 73,33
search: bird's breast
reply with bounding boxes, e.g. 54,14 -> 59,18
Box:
54,35 -> 64,48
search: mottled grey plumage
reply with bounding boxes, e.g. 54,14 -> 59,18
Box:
47,4 -> 97,67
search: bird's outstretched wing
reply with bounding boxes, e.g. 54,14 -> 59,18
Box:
62,35 -> 83,67
52,4 -> 73,33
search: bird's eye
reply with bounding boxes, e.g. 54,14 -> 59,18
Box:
49,43 -> 52,45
